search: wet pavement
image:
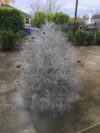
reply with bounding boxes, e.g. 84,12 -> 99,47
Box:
0,52 -> 37,133
0,45 -> 100,133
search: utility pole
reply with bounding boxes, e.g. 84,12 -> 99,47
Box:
73,0 -> 79,34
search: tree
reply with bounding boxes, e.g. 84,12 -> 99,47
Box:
31,0 -> 64,13
45,0 -> 62,12
31,0 -> 42,13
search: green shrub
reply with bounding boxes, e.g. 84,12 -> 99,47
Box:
86,32 -> 94,44
74,30 -> 96,45
68,17 -> 85,25
47,12 -> 54,22
67,33 -> 74,42
33,12 -> 46,28
96,32 -> 100,44
0,30 -> 16,51
32,12 -> 69,28
53,12 -> 69,25
0,7 -> 24,32
16,30 -> 27,40
74,30 -> 87,45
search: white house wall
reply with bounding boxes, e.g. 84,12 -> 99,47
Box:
91,19 -> 100,24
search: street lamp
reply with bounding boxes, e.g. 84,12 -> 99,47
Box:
73,0 -> 79,34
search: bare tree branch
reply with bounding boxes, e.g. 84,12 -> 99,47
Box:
31,0 -> 43,13
45,0 -> 63,12
31,0 -> 64,13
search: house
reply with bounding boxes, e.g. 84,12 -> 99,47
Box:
23,12 -> 31,28
0,3 -> 32,28
83,11 -> 93,24
82,12 -> 100,31
83,11 -> 100,25
91,14 -> 100,25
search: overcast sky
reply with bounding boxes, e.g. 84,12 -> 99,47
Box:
11,0 -> 100,17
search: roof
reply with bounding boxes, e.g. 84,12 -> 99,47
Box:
0,4 -> 30,18
0,3 -> 15,8
92,14 -> 100,19
83,15 -> 89,20
23,12 -> 30,18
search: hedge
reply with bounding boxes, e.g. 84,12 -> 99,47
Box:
0,30 -> 16,51
67,30 -> 100,45
52,12 -> 69,25
96,32 -> 100,44
0,7 -> 24,32
32,12 -> 69,28
33,12 -> 47,28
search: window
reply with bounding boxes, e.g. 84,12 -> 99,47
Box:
25,18 -> 30,24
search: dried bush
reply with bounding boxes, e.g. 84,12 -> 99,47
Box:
22,22 -> 80,116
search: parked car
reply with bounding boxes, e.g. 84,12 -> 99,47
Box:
80,24 -> 95,31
